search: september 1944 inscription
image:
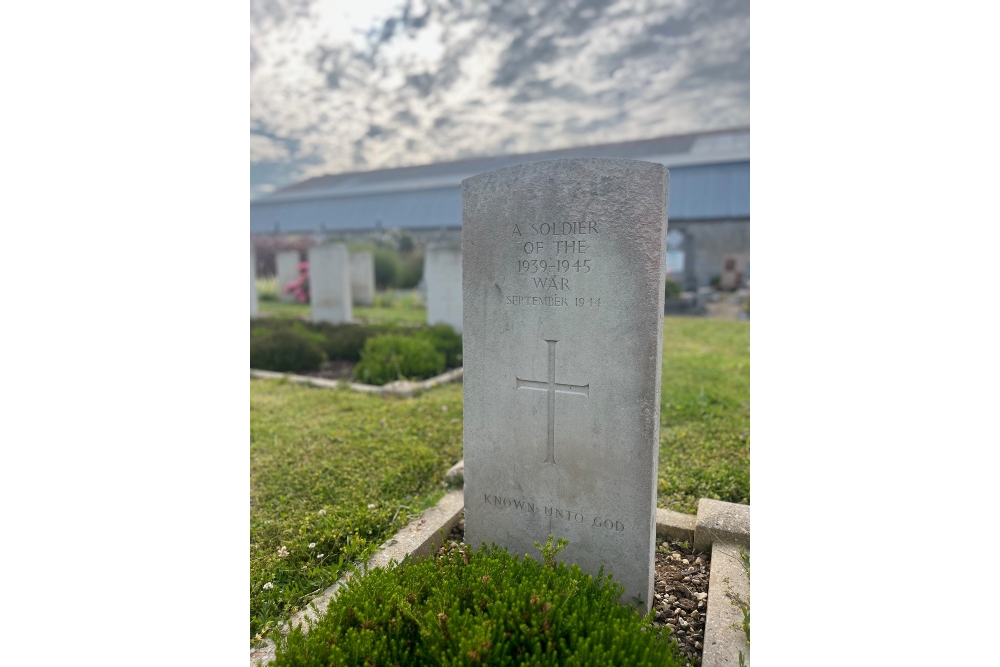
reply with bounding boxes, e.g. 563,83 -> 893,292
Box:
462,158 -> 668,612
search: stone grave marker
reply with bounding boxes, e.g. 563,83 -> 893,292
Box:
349,251 -> 375,306
462,158 -> 667,612
425,242 -> 463,333
275,250 -> 300,303
308,243 -> 352,324
250,241 -> 259,318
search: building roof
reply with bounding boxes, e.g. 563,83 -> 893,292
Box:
251,127 -> 749,233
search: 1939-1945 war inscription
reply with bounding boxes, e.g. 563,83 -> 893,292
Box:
462,158 -> 667,612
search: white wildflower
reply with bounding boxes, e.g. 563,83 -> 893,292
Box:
262,582 -> 274,590
317,509 -> 327,515
441,405 -> 448,412
367,503 -> 376,509
308,542 -> 316,549
317,553 -> 325,559
277,546 -> 289,558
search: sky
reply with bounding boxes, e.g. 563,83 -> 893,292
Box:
250,0 -> 749,199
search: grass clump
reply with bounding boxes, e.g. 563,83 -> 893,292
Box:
353,335 -> 445,385
272,539 -> 683,667
251,380 -> 464,643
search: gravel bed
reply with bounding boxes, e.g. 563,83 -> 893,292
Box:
444,513 -> 709,666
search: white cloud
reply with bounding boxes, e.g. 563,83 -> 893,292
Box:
250,0 -> 749,191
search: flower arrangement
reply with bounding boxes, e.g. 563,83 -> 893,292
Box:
283,262 -> 310,303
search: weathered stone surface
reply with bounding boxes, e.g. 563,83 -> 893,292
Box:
308,244 -> 352,324
702,540 -> 749,667
462,158 -> 668,612
425,242 -> 463,333
251,242 -> 259,318
655,507 -> 697,543
694,498 -> 750,551
275,250 -> 300,302
349,251 -> 375,306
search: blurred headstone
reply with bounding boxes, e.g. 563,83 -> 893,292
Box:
309,244 -> 352,324
349,251 -> 375,306
425,243 -> 463,333
250,241 -> 259,318
275,250 -> 300,303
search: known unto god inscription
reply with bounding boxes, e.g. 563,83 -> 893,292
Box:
462,158 -> 668,612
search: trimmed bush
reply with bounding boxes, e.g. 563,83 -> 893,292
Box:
250,330 -> 325,373
398,252 -> 424,289
310,323 -> 386,362
272,539 -> 682,667
413,323 -> 463,368
353,334 -> 445,385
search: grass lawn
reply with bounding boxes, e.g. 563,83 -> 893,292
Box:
257,299 -> 427,325
249,316 -> 749,643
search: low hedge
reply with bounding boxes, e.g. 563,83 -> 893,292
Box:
353,335 -> 446,385
273,538 -> 682,667
249,320 -> 463,381
250,329 -> 325,373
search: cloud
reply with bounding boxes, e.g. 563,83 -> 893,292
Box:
250,0 -> 749,193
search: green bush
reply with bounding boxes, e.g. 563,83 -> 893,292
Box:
398,252 -> 424,289
250,330 -> 325,372
273,539 -> 682,667
664,278 -> 682,299
372,247 -> 402,289
353,334 -> 445,385
413,323 -> 463,368
310,323 -> 388,362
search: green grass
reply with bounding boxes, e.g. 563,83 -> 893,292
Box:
250,381 -> 464,644
658,318 -> 750,513
250,317 -> 749,642
257,294 -> 427,325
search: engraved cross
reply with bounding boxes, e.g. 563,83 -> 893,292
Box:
516,340 -> 589,465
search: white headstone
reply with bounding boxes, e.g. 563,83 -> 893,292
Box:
275,250 -> 300,303
425,243 -> 463,333
349,251 -> 375,306
308,243 -> 352,324
250,241 -> 259,318
461,158 -> 668,612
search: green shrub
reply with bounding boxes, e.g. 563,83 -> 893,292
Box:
372,247 -> 402,289
250,330 -> 325,372
398,252 -> 424,289
310,323 -> 384,362
664,278 -> 682,299
413,323 -> 463,368
273,540 -> 682,667
353,335 -> 445,385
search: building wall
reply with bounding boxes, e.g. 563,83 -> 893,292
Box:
668,218 -> 750,289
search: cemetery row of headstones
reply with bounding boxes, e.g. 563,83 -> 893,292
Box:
250,242 -> 465,330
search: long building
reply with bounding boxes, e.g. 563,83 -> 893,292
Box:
250,127 -> 749,288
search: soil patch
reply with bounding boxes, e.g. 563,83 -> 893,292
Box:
445,513 -> 709,666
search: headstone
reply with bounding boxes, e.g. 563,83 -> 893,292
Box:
461,158 -> 668,612
275,250 -> 301,303
349,251 -> 375,306
308,243 -> 352,324
424,242 -> 463,333
250,241 -> 259,318
719,253 -> 750,290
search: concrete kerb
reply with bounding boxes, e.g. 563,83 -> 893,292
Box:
250,367 -> 464,397
250,490 -> 465,667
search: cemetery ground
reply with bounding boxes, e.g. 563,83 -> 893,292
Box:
250,317 -> 749,648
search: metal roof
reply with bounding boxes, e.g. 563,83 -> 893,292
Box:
251,127 -> 749,233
